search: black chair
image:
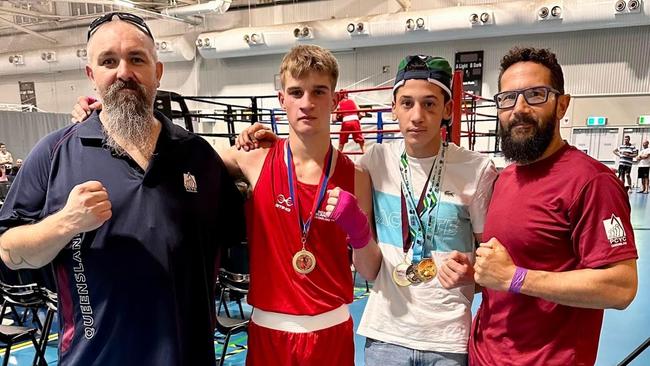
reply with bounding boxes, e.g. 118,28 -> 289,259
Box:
0,282 -> 42,329
217,241 -> 249,319
216,269 -> 249,320
33,289 -> 57,366
0,182 -> 10,202
0,324 -> 41,366
215,270 -> 250,366
0,284 -> 50,366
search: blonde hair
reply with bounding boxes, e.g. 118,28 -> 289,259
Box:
279,45 -> 339,90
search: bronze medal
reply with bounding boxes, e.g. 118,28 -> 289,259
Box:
416,258 -> 437,282
392,262 -> 411,287
405,264 -> 422,284
286,143 -> 333,277
292,249 -> 316,274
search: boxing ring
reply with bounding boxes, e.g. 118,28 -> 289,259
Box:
153,70 -> 500,155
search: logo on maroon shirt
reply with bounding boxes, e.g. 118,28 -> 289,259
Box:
603,214 -> 627,247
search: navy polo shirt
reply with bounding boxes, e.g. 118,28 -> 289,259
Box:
0,111 -> 244,366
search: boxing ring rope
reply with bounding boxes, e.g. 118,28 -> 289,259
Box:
153,70 -> 499,155
459,82 -> 500,154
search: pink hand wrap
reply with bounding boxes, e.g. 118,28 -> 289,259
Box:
330,190 -> 371,249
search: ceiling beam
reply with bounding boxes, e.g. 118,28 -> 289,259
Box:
394,0 -> 411,11
49,0 -> 199,25
0,16 -> 58,43
0,6 -> 73,20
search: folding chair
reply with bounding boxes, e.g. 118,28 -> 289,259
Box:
215,270 -> 250,366
0,284 -> 49,366
216,269 -> 249,320
0,324 -> 41,366
0,282 -> 42,330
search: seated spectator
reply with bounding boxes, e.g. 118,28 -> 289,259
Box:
9,159 -> 22,177
0,143 -> 13,167
0,166 -> 8,183
0,166 -> 9,201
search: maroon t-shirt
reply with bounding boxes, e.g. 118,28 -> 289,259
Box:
469,144 -> 638,366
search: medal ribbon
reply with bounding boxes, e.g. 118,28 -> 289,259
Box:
400,142 -> 447,262
287,141 -> 334,246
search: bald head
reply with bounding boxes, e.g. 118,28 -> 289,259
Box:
87,19 -> 157,63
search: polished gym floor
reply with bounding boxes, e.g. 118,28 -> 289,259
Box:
3,193 -> 649,366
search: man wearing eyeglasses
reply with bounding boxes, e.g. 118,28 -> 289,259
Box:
469,47 -> 638,366
0,12 -> 244,366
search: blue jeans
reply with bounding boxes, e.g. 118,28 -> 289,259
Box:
364,338 -> 468,366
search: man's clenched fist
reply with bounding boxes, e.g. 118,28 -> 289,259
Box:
62,181 -> 112,234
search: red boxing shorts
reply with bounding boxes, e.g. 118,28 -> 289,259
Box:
340,119 -> 364,144
246,310 -> 354,366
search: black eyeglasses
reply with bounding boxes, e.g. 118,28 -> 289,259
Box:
87,12 -> 154,42
494,86 -> 561,109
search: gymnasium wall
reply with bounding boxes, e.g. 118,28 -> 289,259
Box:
0,1 -> 648,158
1,25 -> 647,116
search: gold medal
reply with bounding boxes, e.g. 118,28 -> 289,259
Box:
292,249 -> 316,274
416,258 -> 437,282
392,262 -> 411,287
405,264 -> 422,285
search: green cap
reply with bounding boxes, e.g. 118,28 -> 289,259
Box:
393,55 -> 453,99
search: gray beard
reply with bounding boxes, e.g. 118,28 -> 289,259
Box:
101,80 -> 156,160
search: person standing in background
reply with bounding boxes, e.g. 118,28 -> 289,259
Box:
614,135 -> 638,189
0,143 -> 13,167
636,140 -> 649,193
335,92 -> 366,153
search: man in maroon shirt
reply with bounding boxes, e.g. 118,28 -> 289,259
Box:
468,47 -> 638,366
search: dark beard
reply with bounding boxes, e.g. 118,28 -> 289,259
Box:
100,79 -> 155,158
499,112 -> 556,165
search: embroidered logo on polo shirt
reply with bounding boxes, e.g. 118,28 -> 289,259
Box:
275,194 -> 293,212
183,172 -> 197,193
603,214 -> 627,247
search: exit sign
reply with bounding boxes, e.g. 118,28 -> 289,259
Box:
586,116 -> 607,126
639,116 -> 650,125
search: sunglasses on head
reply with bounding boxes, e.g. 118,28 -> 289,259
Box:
87,12 -> 154,41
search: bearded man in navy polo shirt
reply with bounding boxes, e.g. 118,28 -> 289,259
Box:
0,12 -> 243,366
